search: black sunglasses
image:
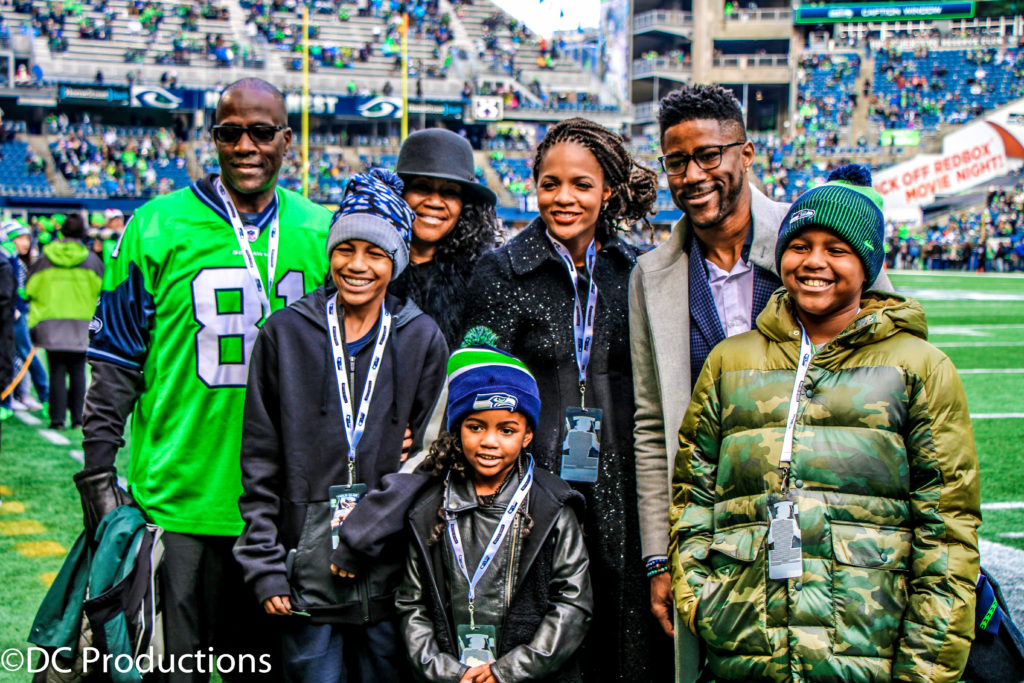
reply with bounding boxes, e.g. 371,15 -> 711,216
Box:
659,141 -> 746,176
211,124 -> 287,144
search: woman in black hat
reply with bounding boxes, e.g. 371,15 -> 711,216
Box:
389,128 -> 500,349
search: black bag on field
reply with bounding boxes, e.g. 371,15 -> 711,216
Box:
963,566 -> 1024,683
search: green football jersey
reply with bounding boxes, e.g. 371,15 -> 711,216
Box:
88,178 -> 332,535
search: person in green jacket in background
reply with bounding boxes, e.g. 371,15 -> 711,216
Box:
671,165 -> 980,682
26,213 -> 103,430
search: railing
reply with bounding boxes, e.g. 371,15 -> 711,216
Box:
725,8 -> 793,22
633,10 -> 693,33
633,101 -> 657,123
633,56 -> 690,78
712,54 -> 789,69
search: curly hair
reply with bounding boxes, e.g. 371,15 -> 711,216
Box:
657,84 -> 746,141
532,117 -> 658,243
433,200 -> 500,260
422,429 -> 534,546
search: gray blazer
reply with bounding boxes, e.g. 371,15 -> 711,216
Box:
629,184 -> 893,558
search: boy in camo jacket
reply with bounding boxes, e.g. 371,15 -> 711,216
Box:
670,165 -> 980,683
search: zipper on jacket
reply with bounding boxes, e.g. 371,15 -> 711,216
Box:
504,515 -> 521,609
358,574 -> 370,623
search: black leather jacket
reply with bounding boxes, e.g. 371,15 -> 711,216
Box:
396,462 -> 592,683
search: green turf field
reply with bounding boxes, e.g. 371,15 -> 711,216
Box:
0,270 -> 1021,680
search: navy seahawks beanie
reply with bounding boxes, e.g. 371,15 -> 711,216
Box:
327,168 -> 416,280
775,164 -> 886,285
446,330 -> 541,432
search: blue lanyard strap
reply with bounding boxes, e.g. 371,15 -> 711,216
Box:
446,456 -> 534,626
325,296 -> 392,484
545,232 -> 599,407
214,177 -> 279,320
779,326 -> 814,491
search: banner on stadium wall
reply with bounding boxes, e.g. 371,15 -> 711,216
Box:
873,121 -> 1007,209
192,90 -> 461,119
57,83 -> 130,105
880,129 -> 921,147
795,2 -> 975,24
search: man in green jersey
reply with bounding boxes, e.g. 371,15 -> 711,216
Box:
77,78 -> 331,681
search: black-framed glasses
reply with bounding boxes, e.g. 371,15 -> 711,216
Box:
658,141 -> 745,176
211,124 -> 287,144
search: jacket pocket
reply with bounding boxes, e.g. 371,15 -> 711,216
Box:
288,502 -> 357,613
830,520 -> 912,658
697,523 -> 771,656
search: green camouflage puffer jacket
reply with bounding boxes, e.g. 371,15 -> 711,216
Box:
670,291 -> 980,683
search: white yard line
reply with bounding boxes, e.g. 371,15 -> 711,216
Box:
890,270 -> 1024,278
13,411 -> 42,426
37,429 -> 70,446
935,341 -> 1024,347
68,450 -> 84,465
999,532 -> 1024,539
958,368 -> 1024,374
971,413 -> 1024,419
981,502 -> 1024,511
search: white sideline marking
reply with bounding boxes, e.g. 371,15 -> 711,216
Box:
68,450 -> 84,464
999,532 -> 1024,539
899,288 -> 1024,301
933,324 -> 1024,330
890,270 -> 1024,278
14,411 -> 41,426
981,502 -> 1024,511
38,430 -> 70,446
971,413 -> 1024,419
935,341 -> 1024,348
958,368 -> 1024,374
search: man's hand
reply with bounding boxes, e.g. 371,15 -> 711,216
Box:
330,563 -> 355,578
263,595 -> 291,616
400,425 -> 413,462
650,572 -> 675,637
460,663 -> 496,683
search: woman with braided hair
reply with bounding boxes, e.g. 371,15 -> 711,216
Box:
461,117 -> 673,681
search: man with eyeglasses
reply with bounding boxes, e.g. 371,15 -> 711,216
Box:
628,85 -> 891,682
78,77 -> 331,681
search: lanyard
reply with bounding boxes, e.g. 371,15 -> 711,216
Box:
446,456 -> 534,627
779,326 -> 814,491
214,177 -> 279,320
325,296 -> 392,484
545,232 -> 599,408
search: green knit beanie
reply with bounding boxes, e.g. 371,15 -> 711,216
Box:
775,164 -> 885,284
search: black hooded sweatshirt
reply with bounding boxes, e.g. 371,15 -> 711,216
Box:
235,286 -> 448,624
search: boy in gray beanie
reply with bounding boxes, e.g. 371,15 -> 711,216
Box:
236,168 -> 448,682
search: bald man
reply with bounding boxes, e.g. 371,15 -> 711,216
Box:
79,78 -> 332,681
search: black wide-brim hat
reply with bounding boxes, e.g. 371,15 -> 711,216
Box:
396,128 -> 497,207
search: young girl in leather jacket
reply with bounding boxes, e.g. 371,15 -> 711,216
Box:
395,343 -> 593,683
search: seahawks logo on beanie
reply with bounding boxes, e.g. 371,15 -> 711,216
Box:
775,164 -> 886,285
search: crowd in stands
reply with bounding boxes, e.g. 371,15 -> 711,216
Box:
871,44 -> 1024,128
241,0 -> 453,76
50,127 -> 188,198
795,53 -> 860,144
886,182 -> 1024,272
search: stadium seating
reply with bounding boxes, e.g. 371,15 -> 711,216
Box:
871,46 -> 1024,129
795,53 -> 860,143
0,140 -> 53,197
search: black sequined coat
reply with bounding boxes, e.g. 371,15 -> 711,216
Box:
462,218 -> 673,682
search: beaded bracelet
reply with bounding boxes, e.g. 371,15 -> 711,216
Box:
645,557 -> 669,578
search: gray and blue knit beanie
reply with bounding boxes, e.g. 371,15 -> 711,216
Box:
327,168 -> 416,280
775,164 -> 886,285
